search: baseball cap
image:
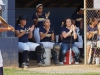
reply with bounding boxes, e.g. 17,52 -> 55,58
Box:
0,0 -> 5,5
18,15 -> 28,21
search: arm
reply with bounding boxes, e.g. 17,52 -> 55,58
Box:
15,30 -> 25,38
28,31 -> 33,39
73,30 -> 77,40
72,20 -> 75,25
0,22 -> 8,28
80,19 -> 83,29
33,19 -> 38,26
28,25 -> 35,39
51,33 -> 54,41
32,14 -> 38,26
97,23 -> 100,36
86,32 -> 94,39
62,30 -> 72,38
98,29 -> 100,36
0,28 -> 9,32
60,34 -> 63,41
40,31 -> 48,40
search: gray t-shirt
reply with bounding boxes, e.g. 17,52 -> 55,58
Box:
87,25 -> 98,41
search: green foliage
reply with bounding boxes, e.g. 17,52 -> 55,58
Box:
4,68 -> 100,75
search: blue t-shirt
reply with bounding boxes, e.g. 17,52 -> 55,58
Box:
15,25 -> 29,43
87,25 -> 98,41
61,27 -> 75,44
71,12 -> 83,27
32,13 -> 45,28
39,27 -> 54,42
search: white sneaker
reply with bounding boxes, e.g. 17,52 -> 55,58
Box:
37,62 -> 45,66
22,62 -> 28,69
59,62 -> 64,65
75,62 -> 79,64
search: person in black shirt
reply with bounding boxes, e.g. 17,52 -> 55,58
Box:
32,4 -> 50,43
59,18 -> 80,65
15,15 -> 43,68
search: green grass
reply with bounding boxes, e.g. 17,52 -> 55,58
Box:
3,68 -> 100,75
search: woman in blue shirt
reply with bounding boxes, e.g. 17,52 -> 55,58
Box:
59,18 -> 80,65
86,18 -> 99,64
15,15 -> 41,68
39,19 -> 54,49
32,4 -> 50,43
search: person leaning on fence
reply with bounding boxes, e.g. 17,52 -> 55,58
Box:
15,15 -> 44,68
86,18 -> 100,64
59,18 -> 80,65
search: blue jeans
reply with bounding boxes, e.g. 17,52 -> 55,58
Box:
59,43 -> 80,62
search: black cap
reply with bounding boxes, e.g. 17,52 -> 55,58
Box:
18,15 -> 28,21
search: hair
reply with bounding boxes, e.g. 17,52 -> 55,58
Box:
89,17 -> 97,24
36,4 -> 43,9
16,15 -> 25,25
63,18 -> 73,27
43,19 -> 50,23
43,19 -> 50,26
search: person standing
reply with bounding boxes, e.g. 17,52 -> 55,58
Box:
32,4 -> 50,43
0,1 -> 14,74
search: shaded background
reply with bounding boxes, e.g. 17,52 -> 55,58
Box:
15,0 -> 84,35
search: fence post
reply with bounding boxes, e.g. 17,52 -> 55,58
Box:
84,0 -> 87,65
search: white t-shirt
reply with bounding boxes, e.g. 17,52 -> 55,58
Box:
0,50 -> 3,67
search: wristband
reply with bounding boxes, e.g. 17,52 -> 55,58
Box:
69,30 -> 72,33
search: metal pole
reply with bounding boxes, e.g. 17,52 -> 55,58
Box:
84,0 -> 87,65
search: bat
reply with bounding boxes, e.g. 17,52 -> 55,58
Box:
88,44 -> 92,64
69,48 -> 72,64
0,16 -> 15,32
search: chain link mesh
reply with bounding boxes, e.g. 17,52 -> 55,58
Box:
86,0 -> 100,64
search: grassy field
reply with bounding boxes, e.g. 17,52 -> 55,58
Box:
3,68 -> 100,75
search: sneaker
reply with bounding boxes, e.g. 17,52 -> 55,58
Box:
75,62 -> 79,65
26,63 -> 29,66
37,61 -> 45,67
59,62 -> 64,65
54,60 -> 59,65
22,62 -> 28,69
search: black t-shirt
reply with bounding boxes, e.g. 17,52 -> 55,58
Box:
32,13 -> 45,28
61,27 -> 75,44
71,12 -> 83,28
39,27 -> 54,42
15,25 -> 29,43
87,25 -> 98,41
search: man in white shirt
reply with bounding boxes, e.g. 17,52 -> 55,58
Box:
0,1 -> 14,75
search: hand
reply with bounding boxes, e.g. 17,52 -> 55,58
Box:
97,23 -> 100,29
30,25 -> 35,32
36,13 -> 38,19
93,31 -> 98,34
8,25 -> 15,32
89,31 -> 94,37
7,26 -> 13,31
72,25 -> 76,31
46,27 -> 50,33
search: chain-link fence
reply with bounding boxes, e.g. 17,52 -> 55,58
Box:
85,0 -> 100,65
